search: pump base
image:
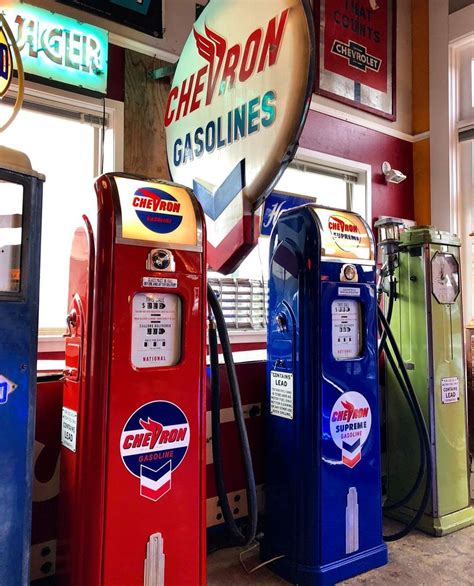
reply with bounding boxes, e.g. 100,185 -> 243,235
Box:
263,543 -> 388,586
385,505 -> 474,537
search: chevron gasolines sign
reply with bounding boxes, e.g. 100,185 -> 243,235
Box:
165,0 -> 314,273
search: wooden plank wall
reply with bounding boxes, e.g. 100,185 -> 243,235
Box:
124,50 -> 172,180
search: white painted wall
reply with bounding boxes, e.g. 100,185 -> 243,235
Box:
429,0 -> 452,232
429,0 -> 474,322
429,2 -> 474,232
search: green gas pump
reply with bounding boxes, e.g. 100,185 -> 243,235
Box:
380,224 -> 474,536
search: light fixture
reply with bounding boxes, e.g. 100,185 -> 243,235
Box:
374,217 -> 404,253
382,161 -> 407,184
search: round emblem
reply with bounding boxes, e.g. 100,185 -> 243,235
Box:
133,187 -> 184,235
0,27 -> 13,98
120,400 -> 190,479
328,215 -> 362,252
164,0 -> 314,272
330,391 -> 372,468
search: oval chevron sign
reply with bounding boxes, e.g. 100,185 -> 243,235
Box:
165,0 -> 314,273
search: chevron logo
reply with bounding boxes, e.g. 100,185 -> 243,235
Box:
193,159 -> 246,222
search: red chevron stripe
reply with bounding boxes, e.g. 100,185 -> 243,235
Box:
342,452 -> 361,469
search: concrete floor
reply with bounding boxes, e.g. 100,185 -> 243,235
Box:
207,521 -> 474,585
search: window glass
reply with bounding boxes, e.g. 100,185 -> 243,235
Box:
275,166 -> 347,205
0,103 -> 98,331
471,58 -> 473,108
208,160 -> 367,331
0,181 -> 23,293
223,164 -> 354,282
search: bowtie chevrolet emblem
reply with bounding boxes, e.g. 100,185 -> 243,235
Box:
331,39 -> 382,73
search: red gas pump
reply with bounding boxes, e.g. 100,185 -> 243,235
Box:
58,173 -> 207,586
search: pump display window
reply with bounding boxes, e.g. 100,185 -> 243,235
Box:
0,180 -> 23,293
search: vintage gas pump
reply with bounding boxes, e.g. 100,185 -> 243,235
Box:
0,147 -> 44,585
263,205 -> 388,584
58,173 -> 207,585
380,224 -> 474,535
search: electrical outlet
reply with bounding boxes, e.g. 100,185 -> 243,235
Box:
30,540 -> 56,581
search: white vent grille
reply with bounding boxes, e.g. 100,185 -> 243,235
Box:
208,278 -> 268,330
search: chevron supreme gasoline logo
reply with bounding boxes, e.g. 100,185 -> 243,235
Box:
330,392 -> 372,468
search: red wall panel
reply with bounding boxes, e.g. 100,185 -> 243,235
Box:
300,111 -> 415,223
205,362 -> 265,500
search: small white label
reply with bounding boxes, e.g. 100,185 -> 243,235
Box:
338,287 -> 361,297
61,407 -> 78,452
441,377 -> 460,404
270,371 -> 293,420
143,277 -> 178,289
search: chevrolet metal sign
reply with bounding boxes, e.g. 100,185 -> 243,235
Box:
331,40 -> 381,73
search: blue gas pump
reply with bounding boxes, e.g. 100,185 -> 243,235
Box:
262,204 -> 387,585
0,147 -> 44,585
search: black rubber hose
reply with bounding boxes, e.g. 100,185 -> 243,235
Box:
380,329 -> 426,512
379,307 -> 432,542
382,342 -> 431,540
378,276 -> 396,356
209,313 -> 243,543
207,284 -> 258,546
378,277 -> 426,512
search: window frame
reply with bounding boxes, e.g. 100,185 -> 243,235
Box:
0,174 -> 26,301
452,40 -> 474,325
4,80 -> 124,354
222,147 -> 372,346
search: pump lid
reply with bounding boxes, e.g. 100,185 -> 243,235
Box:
0,146 -> 45,181
400,226 -> 461,247
309,206 -> 375,262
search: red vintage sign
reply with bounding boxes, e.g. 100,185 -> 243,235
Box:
323,0 -> 388,93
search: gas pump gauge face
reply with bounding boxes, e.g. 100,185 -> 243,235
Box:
431,252 -> 459,305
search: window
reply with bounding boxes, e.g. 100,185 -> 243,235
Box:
452,37 -> 474,323
0,182 -> 23,293
0,85 -> 120,337
471,58 -> 474,108
209,150 -> 370,333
